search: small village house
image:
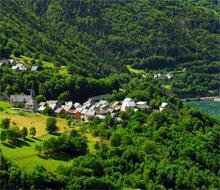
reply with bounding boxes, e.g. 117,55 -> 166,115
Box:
159,102 -> 168,111
136,101 -> 149,109
121,98 -> 136,112
31,66 -> 39,71
24,100 -> 35,111
46,100 -> 59,110
9,59 -> 16,66
10,95 -> 33,107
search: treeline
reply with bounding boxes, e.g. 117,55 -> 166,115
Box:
0,67 -> 130,102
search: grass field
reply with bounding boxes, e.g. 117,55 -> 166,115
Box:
11,55 -> 70,76
0,101 -> 102,171
0,135 -> 74,171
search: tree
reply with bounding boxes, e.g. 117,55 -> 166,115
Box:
0,118 -> 10,129
21,127 -> 28,139
46,117 -> 58,134
29,127 -> 36,137
110,133 -> 122,147
35,95 -> 46,103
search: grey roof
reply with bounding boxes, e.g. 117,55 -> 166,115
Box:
55,107 -> 64,114
81,108 -> 88,114
61,105 -> 71,111
75,107 -> 83,113
25,100 -> 34,106
85,109 -> 96,116
96,115 -> 106,120
122,101 -> 136,107
136,101 -> 147,105
10,95 -> 33,102
74,102 -> 81,108
31,66 -> 38,71
83,99 -> 92,108
0,59 -> 9,64
46,100 -> 58,105
112,101 -> 121,107
39,102 -> 46,107
160,102 -> 168,108
9,59 -> 15,64
122,97 -> 133,103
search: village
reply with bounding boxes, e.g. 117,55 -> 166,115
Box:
0,57 -> 168,121
5,93 -> 168,121
0,58 -> 39,71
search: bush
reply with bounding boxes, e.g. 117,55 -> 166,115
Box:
0,118 -> 10,129
46,117 -> 58,134
29,127 -> 36,136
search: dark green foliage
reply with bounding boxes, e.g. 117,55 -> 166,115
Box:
20,127 -> 28,139
29,127 -> 36,136
46,117 -> 58,134
0,118 -> 10,129
35,132 -> 88,156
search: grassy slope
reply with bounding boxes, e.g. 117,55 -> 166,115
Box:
11,55 -> 69,76
0,101 -> 101,171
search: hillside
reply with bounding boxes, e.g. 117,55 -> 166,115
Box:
0,0 -> 219,78
0,1 -> 220,188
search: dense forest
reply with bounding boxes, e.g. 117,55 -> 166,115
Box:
1,0 -> 219,75
0,0 -> 219,98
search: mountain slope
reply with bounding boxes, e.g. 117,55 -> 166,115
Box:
0,0 -> 219,77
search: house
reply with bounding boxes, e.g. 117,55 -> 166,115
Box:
10,95 -> 33,107
121,98 -> 136,112
73,107 -> 83,119
24,100 -> 35,111
55,107 -> 66,115
74,102 -> 81,108
84,108 -> 96,118
83,98 -> 93,108
12,63 -> 27,71
61,105 -> 72,112
38,106 -> 46,112
122,97 -> 133,103
38,102 -> 46,111
9,59 -> 16,66
121,101 -> 136,111
96,114 -> 106,120
111,101 -> 122,111
65,101 -> 73,108
136,101 -> 149,109
154,73 -> 173,80
31,66 -> 39,71
46,100 -> 59,110
39,102 -> 47,107
159,102 -> 168,111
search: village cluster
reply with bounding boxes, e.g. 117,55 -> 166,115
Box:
9,94 -> 168,121
0,59 -> 39,71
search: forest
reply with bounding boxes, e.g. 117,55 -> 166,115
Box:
0,0 -> 219,98
0,0 -> 220,189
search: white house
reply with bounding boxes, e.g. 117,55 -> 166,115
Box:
121,98 -> 136,112
159,102 -> 168,111
136,101 -> 149,109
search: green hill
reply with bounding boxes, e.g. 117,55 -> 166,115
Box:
0,0 -> 219,77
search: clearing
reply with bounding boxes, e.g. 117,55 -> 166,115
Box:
0,101 -> 102,171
